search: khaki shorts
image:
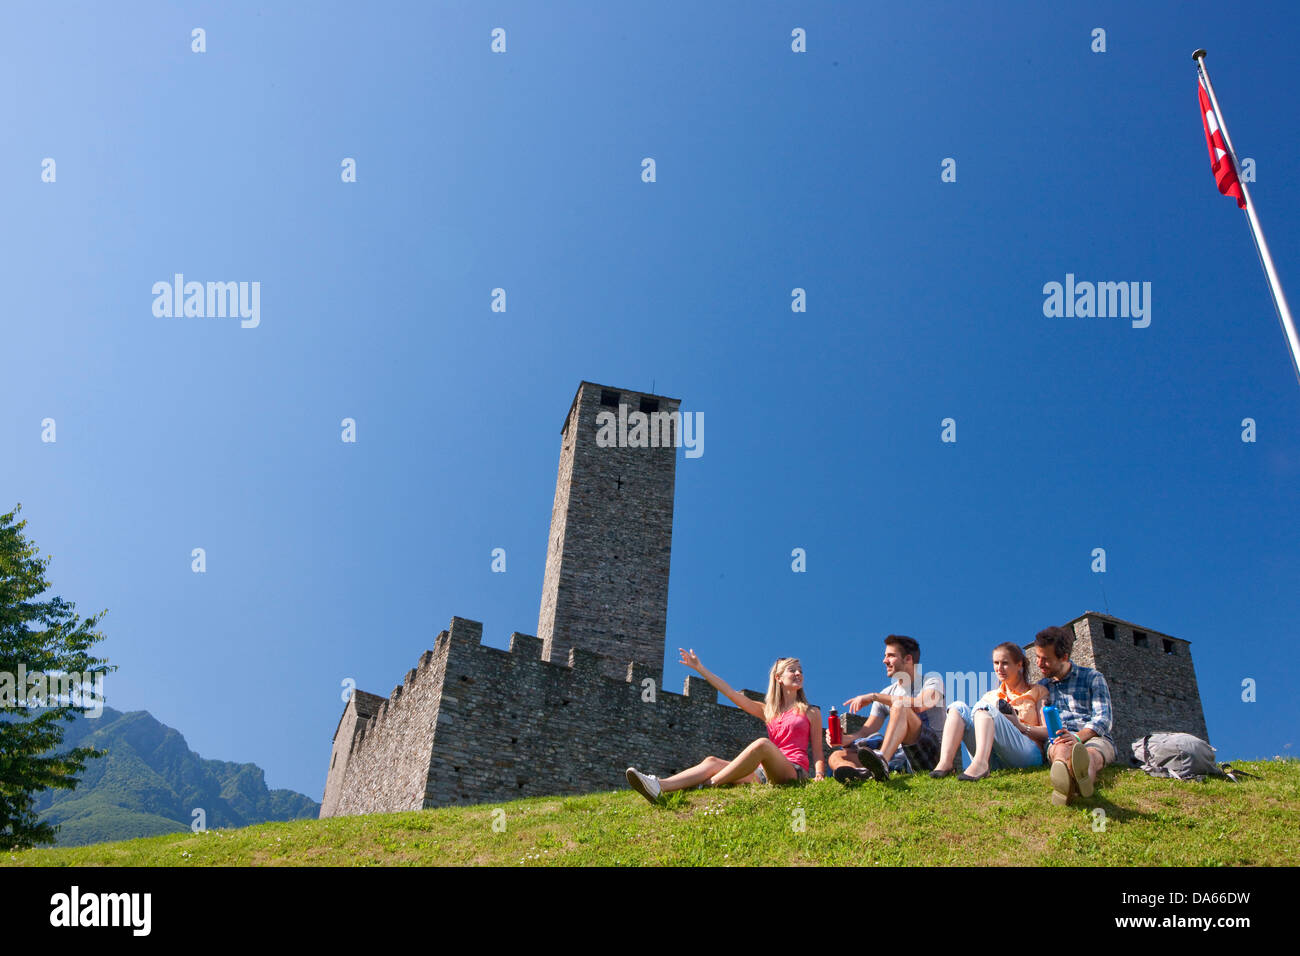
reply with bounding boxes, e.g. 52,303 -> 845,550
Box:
1050,734 -> 1115,767
1082,736 -> 1116,767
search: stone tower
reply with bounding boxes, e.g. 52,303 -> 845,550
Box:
537,381 -> 680,679
1026,612 -> 1209,753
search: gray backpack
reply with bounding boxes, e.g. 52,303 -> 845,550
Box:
1129,733 -> 1253,782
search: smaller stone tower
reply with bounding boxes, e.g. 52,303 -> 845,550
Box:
1026,612 -> 1209,752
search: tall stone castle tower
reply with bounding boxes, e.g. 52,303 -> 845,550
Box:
538,382 -> 680,679
322,380 -> 773,817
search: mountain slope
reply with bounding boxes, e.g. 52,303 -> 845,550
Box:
21,706 -> 318,846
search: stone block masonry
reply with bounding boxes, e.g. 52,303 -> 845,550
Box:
321,616 -> 808,814
538,382 -> 679,681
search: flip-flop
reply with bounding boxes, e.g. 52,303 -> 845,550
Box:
1071,742 -> 1094,798
1050,759 -> 1073,805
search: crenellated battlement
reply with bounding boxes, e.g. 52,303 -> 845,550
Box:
346,616 -> 757,725
321,615 -> 776,816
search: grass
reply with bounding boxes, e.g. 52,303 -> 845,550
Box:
5,760 -> 1297,867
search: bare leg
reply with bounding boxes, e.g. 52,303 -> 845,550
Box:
874,699 -> 921,764
657,756 -> 728,793
829,747 -> 863,772
967,712 -> 995,776
709,738 -> 796,786
1085,749 -> 1103,787
1047,740 -> 1104,787
933,707 -> 966,773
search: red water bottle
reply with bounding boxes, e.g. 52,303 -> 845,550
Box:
828,705 -> 842,745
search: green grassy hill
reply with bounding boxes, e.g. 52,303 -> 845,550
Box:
6,759 -> 1297,866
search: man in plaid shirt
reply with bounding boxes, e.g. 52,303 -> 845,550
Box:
1033,625 -> 1116,806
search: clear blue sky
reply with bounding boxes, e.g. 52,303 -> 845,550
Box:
4,1 -> 1298,799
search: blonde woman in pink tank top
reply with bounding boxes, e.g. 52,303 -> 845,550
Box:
625,650 -> 826,804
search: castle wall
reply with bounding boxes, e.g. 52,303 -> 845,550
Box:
320,617 -> 817,816
326,611 -> 1211,817
423,618 -> 775,808
320,690 -> 385,817
326,640 -> 449,817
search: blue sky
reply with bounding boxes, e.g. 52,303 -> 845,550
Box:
3,1 -> 1298,799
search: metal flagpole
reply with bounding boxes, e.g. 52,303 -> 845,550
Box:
1193,49 -> 1300,388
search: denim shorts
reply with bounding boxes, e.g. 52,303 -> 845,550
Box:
902,722 -> 943,772
755,763 -> 808,784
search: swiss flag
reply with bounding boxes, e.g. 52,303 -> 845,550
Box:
1199,75 -> 1246,208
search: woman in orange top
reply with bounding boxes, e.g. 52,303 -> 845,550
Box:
930,642 -> 1049,780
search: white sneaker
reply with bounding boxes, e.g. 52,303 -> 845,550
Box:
625,767 -> 662,804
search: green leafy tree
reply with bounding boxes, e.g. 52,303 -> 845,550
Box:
0,504 -> 115,849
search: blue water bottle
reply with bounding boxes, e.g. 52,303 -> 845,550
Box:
1043,705 -> 1063,742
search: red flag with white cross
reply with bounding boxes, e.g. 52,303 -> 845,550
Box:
1198,75 -> 1246,209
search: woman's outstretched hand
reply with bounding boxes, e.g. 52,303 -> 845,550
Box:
679,648 -> 703,673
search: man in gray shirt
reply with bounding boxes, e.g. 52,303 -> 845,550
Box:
828,634 -> 946,782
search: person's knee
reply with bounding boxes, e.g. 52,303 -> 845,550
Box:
948,701 -> 971,719
890,703 -> 917,730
